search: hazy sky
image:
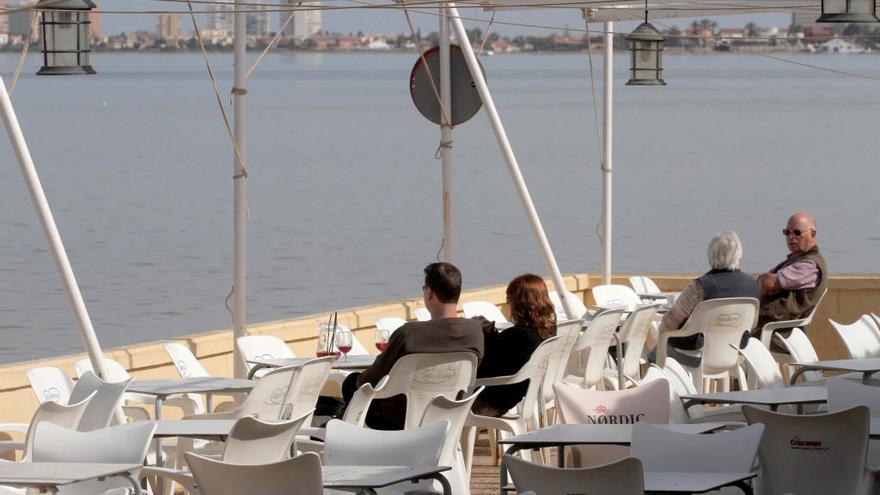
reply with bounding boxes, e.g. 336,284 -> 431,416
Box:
92,0 -> 791,36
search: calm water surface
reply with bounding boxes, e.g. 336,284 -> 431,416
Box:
0,51 -> 878,363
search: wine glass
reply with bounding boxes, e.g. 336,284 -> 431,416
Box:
375,328 -> 390,352
335,327 -> 353,362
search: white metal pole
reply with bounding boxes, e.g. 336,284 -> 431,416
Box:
601,21 -> 613,285
446,5 -> 576,320
232,0 -> 248,379
439,8 -> 453,262
0,78 -> 109,381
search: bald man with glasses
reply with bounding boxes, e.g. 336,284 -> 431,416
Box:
754,212 -> 828,335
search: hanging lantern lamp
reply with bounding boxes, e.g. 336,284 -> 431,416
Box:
626,0 -> 666,86
36,0 -> 96,75
817,0 -> 879,22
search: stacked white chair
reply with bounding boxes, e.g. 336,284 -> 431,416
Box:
25,367 -> 75,404
608,304 -> 661,388
420,389 -> 484,495
0,394 -> 93,461
505,455 -> 645,495
743,405 -> 870,495
540,320 -> 586,425
737,338 -> 785,390
548,291 -> 590,321
463,301 -> 511,328
829,315 -> 880,359
591,285 -> 642,312
235,335 -> 296,377
653,358 -> 746,424
564,309 -> 624,390
774,328 -> 824,383
185,452 -> 322,495
758,288 -> 827,348
656,297 -> 758,393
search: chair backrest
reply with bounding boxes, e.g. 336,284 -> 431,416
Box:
760,288 -> 828,347
775,328 -> 823,382
68,371 -> 130,431
20,394 -> 94,461
235,335 -> 296,373
462,301 -> 510,324
504,455 -> 645,495
221,412 -> 310,464
237,365 -> 299,420
414,307 -> 432,321
618,304 -> 661,380
827,377 -> 880,416
631,422 -> 764,472
549,291 -> 588,320
164,342 -> 211,378
591,284 -> 642,312
570,309 -> 624,389
324,419 -> 447,466
32,421 -> 156,495
555,380 -> 669,467
658,298 -> 758,372
420,387 -> 484,465
374,352 -> 477,429
629,276 -> 662,295
829,315 -> 880,359
342,376 -> 389,426
26,366 -> 74,404
638,367 -> 689,424
186,452 -> 322,495
661,357 -> 698,395
375,317 -> 407,334
73,356 -> 131,382
542,319 -> 585,403
287,356 -> 334,421
737,338 -> 785,389
743,405 -> 870,495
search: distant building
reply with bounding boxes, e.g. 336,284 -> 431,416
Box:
281,1 -> 321,39
90,7 -> 99,38
247,6 -> 270,37
792,11 -> 819,30
718,28 -> 744,39
9,0 -> 37,41
156,13 -> 181,40
207,3 -> 233,34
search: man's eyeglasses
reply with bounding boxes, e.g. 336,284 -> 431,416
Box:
782,229 -> 812,237
422,285 -> 428,291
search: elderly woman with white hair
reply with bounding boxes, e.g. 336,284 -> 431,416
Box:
651,231 -> 760,366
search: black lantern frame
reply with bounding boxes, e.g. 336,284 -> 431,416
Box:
37,0 -> 96,75
626,21 -> 666,86
817,0 -> 879,22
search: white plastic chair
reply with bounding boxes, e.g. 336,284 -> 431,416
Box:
743,405 -> 870,495
628,276 -> 662,296
541,319 -> 586,425
505,455 -> 645,495
373,352 -> 478,430
554,380 -> 670,467
465,336 -> 561,469
463,301 -> 511,327
415,307 -> 432,321
637,367 -> 691,424
829,315 -> 880,359
828,377 -> 880,470
67,371 -> 130,431
32,421 -> 156,495
25,366 -> 74,404
657,358 -> 746,424
0,394 -> 93,461
235,335 -> 296,377
631,421 -> 763,475
611,304 -> 661,388
737,337 -> 785,390
164,343 -> 211,379
548,291 -> 589,320
420,388 -> 484,495
286,356 -> 335,424
774,327 -> 824,383
342,376 -> 389,427
656,297 -> 758,393
185,452 -> 322,495
375,316 -> 407,334
591,284 -> 642,312
324,419 -> 448,495
74,356 -> 198,416
758,288 -> 827,348
564,309 -> 624,390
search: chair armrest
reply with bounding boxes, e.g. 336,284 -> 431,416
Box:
163,397 -> 200,415
294,438 -> 325,458
475,374 -> 520,387
0,424 -> 29,435
123,406 -> 151,422
0,441 -> 24,457
298,426 -> 326,441
182,410 -> 238,420
140,467 -> 197,494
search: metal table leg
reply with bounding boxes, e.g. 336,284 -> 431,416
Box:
206,392 -> 213,413
154,395 -> 164,495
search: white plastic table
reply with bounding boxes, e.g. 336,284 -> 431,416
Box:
643,471 -> 757,494
681,385 -> 827,412
152,419 -> 238,441
247,354 -> 376,378
790,358 -> 880,385
322,465 -> 451,495
0,462 -> 143,494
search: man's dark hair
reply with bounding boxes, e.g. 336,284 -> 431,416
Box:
424,262 -> 462,304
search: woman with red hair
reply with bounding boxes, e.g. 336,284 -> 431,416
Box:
471,273 -> 557,417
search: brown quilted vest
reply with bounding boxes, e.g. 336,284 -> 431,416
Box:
757,246 -> 827,328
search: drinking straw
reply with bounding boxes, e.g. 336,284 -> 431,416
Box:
326,313 -> 334,355
329,311 -> 338,353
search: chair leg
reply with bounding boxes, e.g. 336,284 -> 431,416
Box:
461,425 -> 477,478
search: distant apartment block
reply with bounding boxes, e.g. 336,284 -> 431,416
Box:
156,13 -> 181,39
207,3 -> 233,34
247,6 -> 270,37
9,0 -> 36,41
90,7 -> 100,38
281,0 -> 321,39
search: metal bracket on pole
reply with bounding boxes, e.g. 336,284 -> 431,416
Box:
0,77 -> 110,382
445,4 -> 577,320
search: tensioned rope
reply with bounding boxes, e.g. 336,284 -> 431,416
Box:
477,9 -> 497,54
581,14 -> 606,257
7,11 -> 37,96
246,2 -> 301,77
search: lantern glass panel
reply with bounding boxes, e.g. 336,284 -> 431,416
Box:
634,40 -> 657,69
46,11 -> 78,67
852,0 -> 873,14
823,0 -> 848,13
